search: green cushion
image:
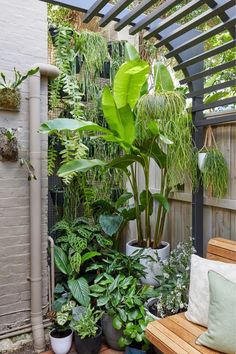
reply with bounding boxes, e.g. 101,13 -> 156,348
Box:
196,271 -> 236,354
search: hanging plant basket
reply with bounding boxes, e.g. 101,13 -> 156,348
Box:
0,88 -> 21,111
199,126 -> 228,198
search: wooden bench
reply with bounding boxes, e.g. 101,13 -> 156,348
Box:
146,238 -> 236,354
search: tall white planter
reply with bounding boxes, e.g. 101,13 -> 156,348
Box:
126,240 -> 170,286
49,329 -> 73,354
198,152 -> 207,171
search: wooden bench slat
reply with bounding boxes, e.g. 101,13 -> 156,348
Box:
146,327 -> 181,354
164,316 -> 221,354
210,237 -> 236,248
207,244 -> 236,261
146,321 -> 201,354
206,253 -> 234,263
170,313 -> 206,337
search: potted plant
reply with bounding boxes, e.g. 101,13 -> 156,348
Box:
90,268 -> 149,351
0,67 -> 39,111
70,305 -> 103,354
48,300 -> 76,354
145,238 -> 195,320
40,43 -> 196,284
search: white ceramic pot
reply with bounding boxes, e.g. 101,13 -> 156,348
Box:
49,329 -> 73,354
126,240 -> 170,286
198,152 -> 207,171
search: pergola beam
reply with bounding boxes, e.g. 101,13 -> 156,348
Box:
175,39 -> 236,71
192,96 -> 236,112
186,79 -> 236,98
100,0 -> 134,27
180,60 -> 236,84
115,0 -> 158,31
129,0 -> 180,35
83,0 -> 110,23
155,0 -> 236,47
166,16 -> 236,58
144,0 -> 209,40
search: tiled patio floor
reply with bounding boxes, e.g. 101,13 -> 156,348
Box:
43,343 -> 124,354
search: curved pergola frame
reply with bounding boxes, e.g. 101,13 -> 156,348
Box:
43,0 -> 236,255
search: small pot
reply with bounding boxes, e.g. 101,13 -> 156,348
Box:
145,298 -> 161,321
126,240 -> 170,286
0,88 -> 20,111
198,152 -> 207,171
101,314 -> 123,351
74,326 -> 102,354
49,328 -> 73,354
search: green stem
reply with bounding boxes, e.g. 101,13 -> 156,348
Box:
153,169 -> 167,248
130,165 -> 143,246
143,156 -> 151,248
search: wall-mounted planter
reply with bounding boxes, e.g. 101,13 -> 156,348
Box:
0,127 -> 18,161
0,88 -> 20,111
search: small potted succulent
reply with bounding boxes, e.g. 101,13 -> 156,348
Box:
0,67 -> 39,111
70,305 -> 103,354
48,300 -> 76,354
145,239 -> 195,320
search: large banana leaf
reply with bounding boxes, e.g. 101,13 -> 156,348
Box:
58,159 -> 106,177
40,118 -> 110,134
102,87 -> 135,145
125,42 -> 140,61
68,277 -> 90,306
108,154 -> 145,170
114,60 -> 149,109
154,62 -> 174,92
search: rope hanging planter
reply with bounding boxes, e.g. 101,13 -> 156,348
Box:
198,126 -> 229,199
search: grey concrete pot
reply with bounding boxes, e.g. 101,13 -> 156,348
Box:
101,314 -> 123,351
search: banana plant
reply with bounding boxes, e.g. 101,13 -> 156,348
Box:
41,43 -> 189,249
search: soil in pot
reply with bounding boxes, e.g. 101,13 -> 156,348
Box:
101,314 -> 123,351
74,326 -> 102,354
50,328 -> 73,354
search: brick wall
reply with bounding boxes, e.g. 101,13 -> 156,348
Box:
0,0 -> 48,332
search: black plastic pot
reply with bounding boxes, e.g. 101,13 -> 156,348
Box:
50,189 -> 64,207
74,326 -> 102,354
101,314 -> 123,351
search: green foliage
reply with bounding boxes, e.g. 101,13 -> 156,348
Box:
154,61 -> 174,92
149,239 -> 195,318
90,272 -> 151,349
51,299 -> 76,330
202,147 -> 228,198
0,67 -> 39,90
71,305 -> 103,339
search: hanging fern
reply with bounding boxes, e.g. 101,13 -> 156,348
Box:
202,147 -> 228,198
48,138 -> 58,176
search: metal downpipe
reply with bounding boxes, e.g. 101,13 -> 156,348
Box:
29,64 -> 59,353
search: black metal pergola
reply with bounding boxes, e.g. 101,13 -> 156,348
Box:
42,0 -> 236,255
